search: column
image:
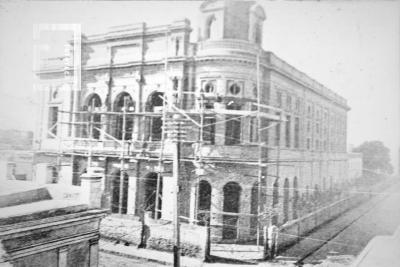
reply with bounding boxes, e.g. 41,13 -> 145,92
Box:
161,175 -> 174,221
80,172 -> 103,208
189,183 -> 197,224
210,186 -> 222,241
127,176 -> 137,215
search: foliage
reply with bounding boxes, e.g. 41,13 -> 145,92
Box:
353,141 -> 393,174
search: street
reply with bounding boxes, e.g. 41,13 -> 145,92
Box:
99,251 -> 162,267
281,180 -> 400,264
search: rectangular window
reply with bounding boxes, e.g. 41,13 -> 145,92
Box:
286,95 -> 292,110
285,115 -> 291,148
277,92 -> 282,108
294,117 -> 300,149
275,112 -> 281,146
48,106 -> 59,138
203,116 -> 216,144
295,98 -> 300,112
250,117 -> 258,143
225,104 -> 241,145
307,138 -> 311,150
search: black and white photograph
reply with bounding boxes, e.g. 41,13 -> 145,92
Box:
0,0 -> 399,266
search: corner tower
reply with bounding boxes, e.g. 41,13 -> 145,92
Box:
199,0 -> 266,45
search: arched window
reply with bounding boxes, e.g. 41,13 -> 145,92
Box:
85,94 -> 102,139
197,180 -> 212,225
146,92 -> 165,141
205,15 -> 217,40
113,92 -> 135,140
223,182 -> 242,239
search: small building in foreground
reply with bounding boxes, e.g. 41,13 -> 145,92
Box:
0,181 -> 106,267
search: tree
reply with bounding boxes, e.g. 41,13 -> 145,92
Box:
353,141 -> 393,174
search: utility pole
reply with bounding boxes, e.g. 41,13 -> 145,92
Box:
166,113 -> 187,267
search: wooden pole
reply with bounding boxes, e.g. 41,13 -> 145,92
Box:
172,114 -> 181,267
118,97 -> 127,214
256,53 -> 262,247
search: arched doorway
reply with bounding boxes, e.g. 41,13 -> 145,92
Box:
111,170 -> 129,214
113,92 -> 134,140
283,178 -> 290,223
83,93 -> 102,139
141,172 -> 163,219
250,182 -> 259,236
197,180 -> 212,225
146,92 -> 164,141
223,182 -> 242,240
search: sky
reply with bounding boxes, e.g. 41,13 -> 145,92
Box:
0,0 -> 399,172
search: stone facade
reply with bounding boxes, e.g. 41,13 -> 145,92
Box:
34,0 -> 361,242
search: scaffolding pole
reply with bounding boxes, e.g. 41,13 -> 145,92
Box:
194,90 -> 205,224
256,53 -> 262,247
118,96 -> 128,214
155,29 -> 169,220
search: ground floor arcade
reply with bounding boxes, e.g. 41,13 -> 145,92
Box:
33,151 -> 357,242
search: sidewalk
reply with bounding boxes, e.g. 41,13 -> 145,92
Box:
100,239 -> 204,267
99,239 -> 291,267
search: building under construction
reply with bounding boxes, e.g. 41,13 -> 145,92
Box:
33,0 -> 362,242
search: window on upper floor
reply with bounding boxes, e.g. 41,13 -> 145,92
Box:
227,81 -> 242,95
172,77 -> 179,91
175,38 -> 180,56
225,103 -> 241,145
286,95 -> 292,110
307,138 -> 311,150
275,112 -> 281,146
277,92 -> 282,108
203,116 -> 216,145
48,106 -> 59,138
202,80 -> 216,94
285,115 -> 291,148
254,23 -> 262,45
295,98 -> 301,112
250,117 -> 258,143
205,15 -> 217,40
294,117 -> 300,149
229,83 -> 241,95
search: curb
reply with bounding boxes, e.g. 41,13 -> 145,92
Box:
100,247 -> 171,266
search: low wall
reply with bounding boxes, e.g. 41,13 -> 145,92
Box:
100,216 -> 207,259
278,194 -> 365,251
